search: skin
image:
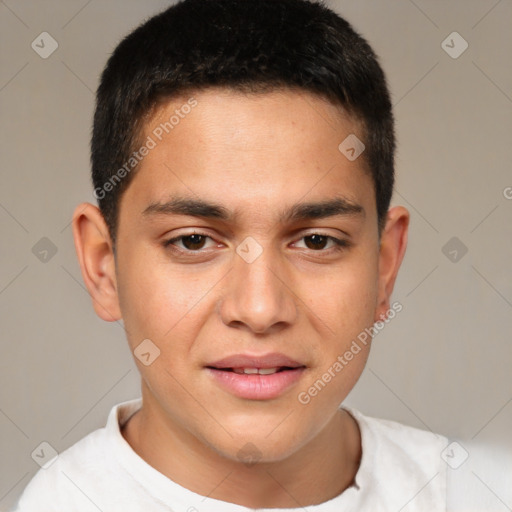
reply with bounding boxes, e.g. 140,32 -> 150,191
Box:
72,88 -> 409,508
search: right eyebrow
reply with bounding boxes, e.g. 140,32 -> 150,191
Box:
142,197 -> 232,220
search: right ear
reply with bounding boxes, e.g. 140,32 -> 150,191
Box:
71,203 -> 122,322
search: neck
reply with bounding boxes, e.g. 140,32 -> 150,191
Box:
121,391 -> 361,508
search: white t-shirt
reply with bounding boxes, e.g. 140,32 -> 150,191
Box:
11,398 -> 450,511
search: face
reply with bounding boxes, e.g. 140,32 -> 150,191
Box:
76,88 -> 408,464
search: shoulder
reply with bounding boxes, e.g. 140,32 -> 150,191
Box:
10,398 -> 142,512
343,406 -> 448,511
11,428 -> 110,511
349,407 -> 448,459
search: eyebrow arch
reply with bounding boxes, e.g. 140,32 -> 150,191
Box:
142,195 -> 365,223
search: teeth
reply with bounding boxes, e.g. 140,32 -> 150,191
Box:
258,367 -> 279,375
233,367 -> 280,375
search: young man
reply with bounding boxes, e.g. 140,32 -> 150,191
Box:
12,0 -> 449,509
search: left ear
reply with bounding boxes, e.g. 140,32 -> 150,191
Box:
374,206 -> 410,322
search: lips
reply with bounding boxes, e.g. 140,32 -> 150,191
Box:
205,353 -> 306,400
207,353 -> 304,371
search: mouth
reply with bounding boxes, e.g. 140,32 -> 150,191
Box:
205,353 -> 307,400
208,366 -> 302,375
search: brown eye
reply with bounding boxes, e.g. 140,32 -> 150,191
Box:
303,234 -> 329,250
164,232 -> 214,252
180,234 -> 207,250
295,233 -> 350,252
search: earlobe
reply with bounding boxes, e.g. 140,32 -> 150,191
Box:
72,203 -> 122,322
375,206 -> 409,323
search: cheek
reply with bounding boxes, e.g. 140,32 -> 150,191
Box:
303,258 -> 379,338
297,250 -> 379,403
116,249 -> 215,351
116,249 -> 171,344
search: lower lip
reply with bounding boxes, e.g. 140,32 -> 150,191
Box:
206,368 -> 306,400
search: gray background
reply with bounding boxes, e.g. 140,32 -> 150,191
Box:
1,0 -> 511,510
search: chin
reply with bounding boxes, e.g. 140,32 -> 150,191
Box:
200,426 -> 306,466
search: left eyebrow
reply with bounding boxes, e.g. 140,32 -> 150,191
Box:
279,197 -> 365,223
141,195 -> 365,223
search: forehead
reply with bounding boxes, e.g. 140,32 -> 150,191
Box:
121,88 -> 375,225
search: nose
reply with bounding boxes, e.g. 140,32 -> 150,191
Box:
218,243 -> 297,334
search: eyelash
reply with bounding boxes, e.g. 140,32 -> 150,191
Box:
163,231 -> 351,255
